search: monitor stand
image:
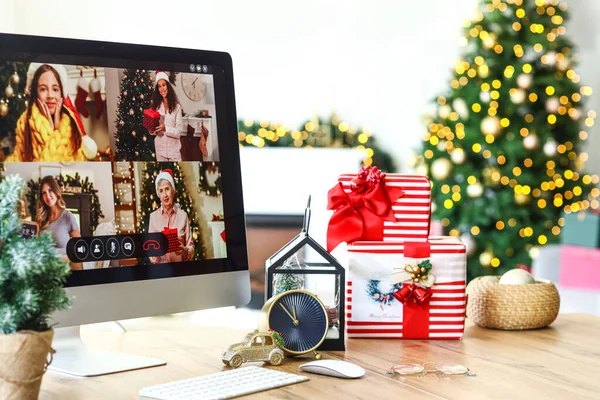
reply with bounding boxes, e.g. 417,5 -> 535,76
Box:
47,325 -> 166,377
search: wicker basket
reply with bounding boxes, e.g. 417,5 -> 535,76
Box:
466,276 -> 560,330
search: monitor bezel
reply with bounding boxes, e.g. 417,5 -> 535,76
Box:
0,33 -> 249,288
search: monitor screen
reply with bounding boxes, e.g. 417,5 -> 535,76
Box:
0,34 -> 248,288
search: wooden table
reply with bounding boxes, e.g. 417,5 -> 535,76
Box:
41,314 -> 600,399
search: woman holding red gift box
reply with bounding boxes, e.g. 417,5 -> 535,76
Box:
150,71 -> 183,161
148,169 -> 194,263
6,63 -> 97,162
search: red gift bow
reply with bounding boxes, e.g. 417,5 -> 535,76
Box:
326,180 -> 403,252
393,284 -> 432,307
392,241 -> 433,307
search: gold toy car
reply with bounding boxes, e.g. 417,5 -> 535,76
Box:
222,330 -> 285,368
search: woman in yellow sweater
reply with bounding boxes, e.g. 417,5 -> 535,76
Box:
6,64 -> 96,162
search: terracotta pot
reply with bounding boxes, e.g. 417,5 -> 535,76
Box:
0,329 -> 55,399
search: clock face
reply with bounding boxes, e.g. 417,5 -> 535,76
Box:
180,73 -> 207,102
265,290 -> 328,354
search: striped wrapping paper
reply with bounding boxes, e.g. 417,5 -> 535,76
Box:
345,237 -> 466,339
338,174 -> 431,242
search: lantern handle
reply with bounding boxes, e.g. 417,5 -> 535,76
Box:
302,195 -> 311,233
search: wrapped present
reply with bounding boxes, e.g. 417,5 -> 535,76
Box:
327,167 -> 431,252
345,237 -> 466,339
162,227 -> 180,253
560,211 -> 600,248
143,108 -> 160,131
559,245 -> 600,290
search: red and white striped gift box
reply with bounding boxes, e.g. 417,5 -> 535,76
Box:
345,237 -> 466,339
338,174 -> 431,242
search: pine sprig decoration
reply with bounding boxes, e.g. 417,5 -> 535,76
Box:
0,175 -> 71,334
418,259 -> 432,273
238,114 -> 396,173
268,329 -> 285,348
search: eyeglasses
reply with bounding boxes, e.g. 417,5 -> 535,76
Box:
387,362 -> 476,376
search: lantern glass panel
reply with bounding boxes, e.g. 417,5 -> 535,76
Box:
271,243 -> 342,340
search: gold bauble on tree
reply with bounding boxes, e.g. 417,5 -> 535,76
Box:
483,166 -> 500,186
479,250 -> 493,267
10,71 -> 20,85
467,182 -> 484,198
481,116 -> 501,137
5,85 -> 14,98
0,103 -> 8,117
431,158 -> 452,180
515,193 -> 531,205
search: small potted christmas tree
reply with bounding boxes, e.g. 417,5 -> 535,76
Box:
0,175 -> 71,398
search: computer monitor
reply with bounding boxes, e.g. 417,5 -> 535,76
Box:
0,33 -> 251,376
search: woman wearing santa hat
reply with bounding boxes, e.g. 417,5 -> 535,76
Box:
150,71 -> 183,161
6,63 -> 97,162
148,169 -> 194,263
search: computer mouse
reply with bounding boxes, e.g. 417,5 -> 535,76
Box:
298,360 -> 365,379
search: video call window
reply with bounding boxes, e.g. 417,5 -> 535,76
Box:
0,61 -> 226,270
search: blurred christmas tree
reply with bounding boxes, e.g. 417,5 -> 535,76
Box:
137,162 -> 205,261
114,69 -> 155,161
0,62 -> 28,159
418,0 -> 599,280
238,114 -> 396,172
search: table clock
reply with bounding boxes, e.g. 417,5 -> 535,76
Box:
259,290 -> 328,359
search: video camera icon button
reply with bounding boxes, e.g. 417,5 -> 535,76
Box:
90,239 -> 104,260
122,237 -> 135,257
107,237 -> 120,257
74,239 -> 89,261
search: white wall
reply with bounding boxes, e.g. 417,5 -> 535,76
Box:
4,0 -> 599,175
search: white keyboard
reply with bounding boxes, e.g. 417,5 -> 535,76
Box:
139,366 -> 309,400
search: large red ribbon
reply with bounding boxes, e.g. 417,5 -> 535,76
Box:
396,241 -> 433,339
326,181 -> 403,252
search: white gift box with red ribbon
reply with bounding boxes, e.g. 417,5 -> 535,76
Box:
337,174 -> 431,242
345,237 -> 466,339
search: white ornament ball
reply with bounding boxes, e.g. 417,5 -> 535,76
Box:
543,139 -> 557,157
516,74 -> 533,89
499,269 -> 536,285
481,116 -> 501,136
415,164 -> 428,176
480,91 -> 491,103
460,233 -> 477,256
438,105 -> 451,119
545,97 -> 560,113
5,85 -> 14,98
523,134 -> 540,150
545,51 -> 557,66
451,148 -> 466,164
452,98 -> 469,119
467,183 -> 484,198
510,89 -> 526,104
431,158 -> 452,180
437,140 -> 447,151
